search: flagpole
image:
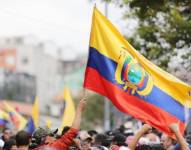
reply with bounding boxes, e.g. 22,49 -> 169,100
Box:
104,1 -> 111,131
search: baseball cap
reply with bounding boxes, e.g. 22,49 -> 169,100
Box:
32,127 -> 58,145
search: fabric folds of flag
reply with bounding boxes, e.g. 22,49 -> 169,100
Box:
3,102 -> 27,131
60,87 -> 76,130
83,7 -> 191,136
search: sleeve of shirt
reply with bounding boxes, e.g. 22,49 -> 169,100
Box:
51,128 -> 78,150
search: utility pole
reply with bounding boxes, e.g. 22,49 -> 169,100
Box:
104,1 -> 111,131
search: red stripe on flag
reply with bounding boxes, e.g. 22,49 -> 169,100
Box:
84,67 -> 185,136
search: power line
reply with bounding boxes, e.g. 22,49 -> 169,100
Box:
0,7 -> 83,33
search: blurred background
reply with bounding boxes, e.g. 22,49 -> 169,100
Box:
0,0 -> 190,133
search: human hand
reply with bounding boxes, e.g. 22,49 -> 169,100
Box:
169,123 -> 179,133
142,124 -> 152,132
73,138 -> 82,149
77,98 -> 87,112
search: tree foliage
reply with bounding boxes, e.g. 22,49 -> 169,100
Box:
81,94 -> 104,130
103,0 -> 191,71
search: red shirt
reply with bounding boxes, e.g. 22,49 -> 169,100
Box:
34,128 -> 78,150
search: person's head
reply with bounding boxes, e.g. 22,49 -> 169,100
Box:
112,134 -> 127,147
135,145 -> 151,150
80,140 -> 91,150
87,130 -> 98,145
161,133 -> 176,149
88,130 -> 98,137
15,130 -> 31,149
3,139 -> 16,150
32,127 -> 57,146
146,133 -> 160,144
150,144 -> 166,150
94,134 -> 107,146
61,126 -> 70,136
136,144 -> 165,150
2,128 -> 11,142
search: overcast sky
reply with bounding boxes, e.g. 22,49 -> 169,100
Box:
0,0 -> 130,56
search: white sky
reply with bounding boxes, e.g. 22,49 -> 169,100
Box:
0,0 -> 130,56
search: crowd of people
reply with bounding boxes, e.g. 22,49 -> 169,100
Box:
0,99 -> 190,150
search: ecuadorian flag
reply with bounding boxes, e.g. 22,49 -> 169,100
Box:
84,7 -> 191,136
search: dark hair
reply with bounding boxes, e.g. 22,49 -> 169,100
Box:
61,126 -> 70,135
150,144 -> 166,150
94,134 -> 111,147
101,139 -> 111,147
3,139 -> 16,150
135,145 -> 151,150
112,133 -> 127,146
2,128 -> 11,142
88,130 -> 98,136
135,144 -> 165,150
2,128 -> 10,133
15,130 -> 31,147
95,134 -> 107,145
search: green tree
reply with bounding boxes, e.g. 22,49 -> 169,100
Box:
81,94 -> 104,130
102,0 -> 191,71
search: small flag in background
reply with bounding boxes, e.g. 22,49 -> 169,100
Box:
46,118 -> 52,128
0,109 -> 9,127
60,87 -> 76,130
26,97 -> 39,134
32,97 -> 39,128
84,7 -> 191,136
26,116 -> 35,135
3,102 -> 27,131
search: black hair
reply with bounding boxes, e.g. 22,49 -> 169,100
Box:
95,134 -> 107,144
150,144 -> 166,150
94,134 -> 112,147
88,130 -> 98,136
101,139 -> 112,147
112,133 -> 127,146
61,126 -> 70,135
3,139 -> 16,150
15,130 -> 31,147
2,128 -> 10,133
135,144 -> 165,150
135,145 -> 151,150
1,128 -> 11,142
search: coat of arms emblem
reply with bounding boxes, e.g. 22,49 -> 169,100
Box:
115,48 -> 153,96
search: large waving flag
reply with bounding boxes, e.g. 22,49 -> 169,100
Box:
60,87 -> 76,130
3,102 -> 27,131
32,97 -> 39,128
84,7 -> 191,136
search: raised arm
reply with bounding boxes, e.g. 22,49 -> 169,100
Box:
52,99 -> 87,150
128,124 -> 152,150
169,123 -> 189,150
72,98 -> 87,129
